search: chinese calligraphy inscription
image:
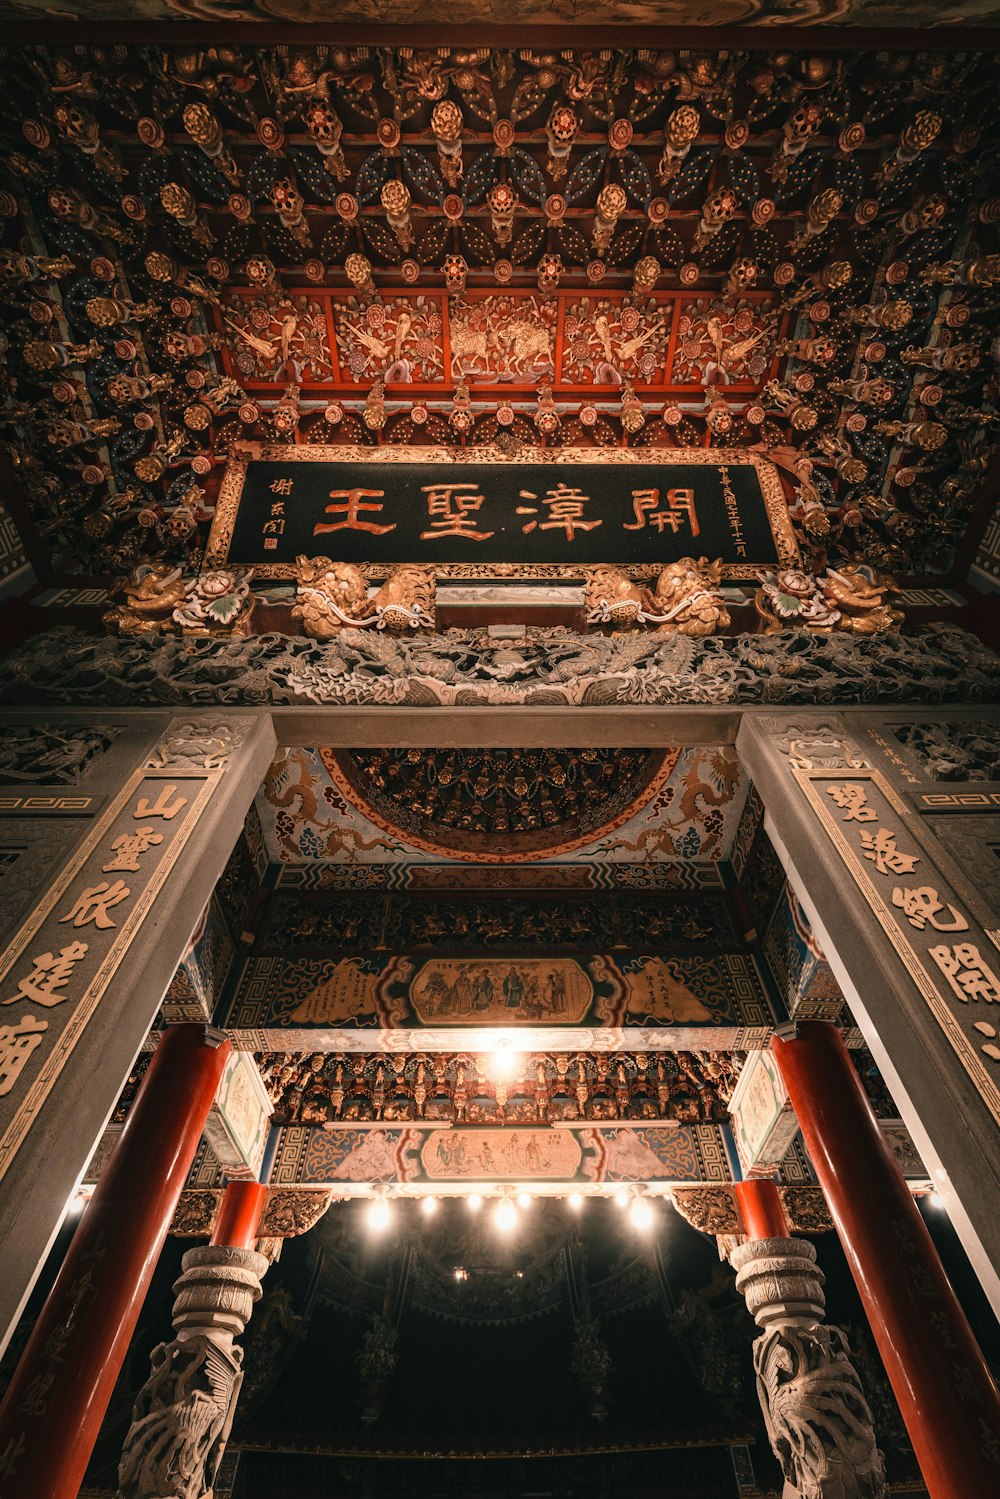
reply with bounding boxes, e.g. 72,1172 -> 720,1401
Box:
0,773 -> 207,1178
810,769 -> 1000,1122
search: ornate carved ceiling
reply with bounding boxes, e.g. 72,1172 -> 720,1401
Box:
0,3 -> 997,26
257,746 -> 747,872
0,41 -> 997,590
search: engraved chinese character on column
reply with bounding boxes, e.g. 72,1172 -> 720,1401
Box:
0,1016 -> 48,1096
419,483 -> 494,541
134,785 -> 187,821
929,943 -> 1000,1004
891,885 -> 969,933
102,827 -> 164,873
58,880 -> 131,930
2,942 -> 89,1008
858,827 -> 920,877
826,784 -> 878,822
517,483 -> 601,540
623,487 -> 699,536
314,489 -> 396,536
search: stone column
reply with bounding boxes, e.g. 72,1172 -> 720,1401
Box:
115,1177 -> 268,1499
774,1021 -> 1000,1499
736,709 -> 1000,1315
0,1023 -> 231,1499
116,1242 -> 268,1499
0,711 -> 276,1350
729,1233 -> 887,1499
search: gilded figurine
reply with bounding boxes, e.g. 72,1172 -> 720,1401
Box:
755,565 -> 902,635
291,557 -> 434,639
586,559 -> 730,637
645,559 -> 731,637
173,568 -> 255,637
103,564 -> 187,636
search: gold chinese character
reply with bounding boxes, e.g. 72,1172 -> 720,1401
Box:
58,879 -> 131,930
929,943 -> 1000,1005
270,501 -> 285,517
269,477 -> 294,496
0,1015 -> 48,1097
134,785 -> 187,821
2,941 -> 88,1008
262,519 -> 285,535
859,827 -> 919,877
826,784 -> 878,822
419,483 -> 494,542
892,885 -> 968,933
102,827 -> 163,874
623,487 -> 700,536
314,488 -> 395,536
517,483 -> 601,541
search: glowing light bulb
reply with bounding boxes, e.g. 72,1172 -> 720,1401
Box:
495,1199 -> 517,1233
614,1188 -> 630,1210
420,1196 -> 438,1216
568,1192 -> 584,1212
630,1196 -> 654,1231
467,1193 -> 483,1212
489,1046 -> 519,1081
368,1197 -> 392,1232
516,1192 -> 533,1211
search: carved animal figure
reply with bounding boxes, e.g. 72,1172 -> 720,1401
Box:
291,557 -> 372,639
103,564 -> 186,636
820,565 -> 903,635
371,565 -> 435,630
117,1336 -> 241,1499
646,558 -> 731,637
584,565 -> 646,626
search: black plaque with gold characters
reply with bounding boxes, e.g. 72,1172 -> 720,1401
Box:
206,445 -> 798,581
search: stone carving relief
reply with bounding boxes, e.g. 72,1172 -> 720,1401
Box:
0,724 -> 120,783
730,1236 -> 887,1499
772,720 -> 869,771
925,816 -> 1000,915
117,1245 -> 267,1499
893,721 -> 1000,783
4,627 -> 997,711
146,718 -> 252,772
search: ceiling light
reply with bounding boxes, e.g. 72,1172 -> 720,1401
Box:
488,1046 -> 519,1081
629,1196 -> 654,1231
495,1199 -> 517,1233
420,1196 -> 438,1216
568,1192 -> 584,1211
467,1193 -> 483,1212
516,1192 -> 533,1211
368,1196 -> 392,1233
614,1188 -> 630,1210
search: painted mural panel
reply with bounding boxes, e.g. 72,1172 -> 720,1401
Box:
269,1121 -> 734,1188
225,950 -> 771,1036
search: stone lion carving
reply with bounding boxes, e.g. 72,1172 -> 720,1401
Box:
116,1335 -> 242,1499
291,557 -> 435,639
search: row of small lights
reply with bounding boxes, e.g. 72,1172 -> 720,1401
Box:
364,1186 -> 658,1236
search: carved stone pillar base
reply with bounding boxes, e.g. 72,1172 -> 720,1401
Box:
729,1236 -> 887,1499
117,1245 -> 268,1499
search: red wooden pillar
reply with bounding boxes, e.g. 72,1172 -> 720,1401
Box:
211,1180 -> 267,1250
735,1178 -> 789,1240
0,1023 -> 230,1498
773,1021 -> 1000,1499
